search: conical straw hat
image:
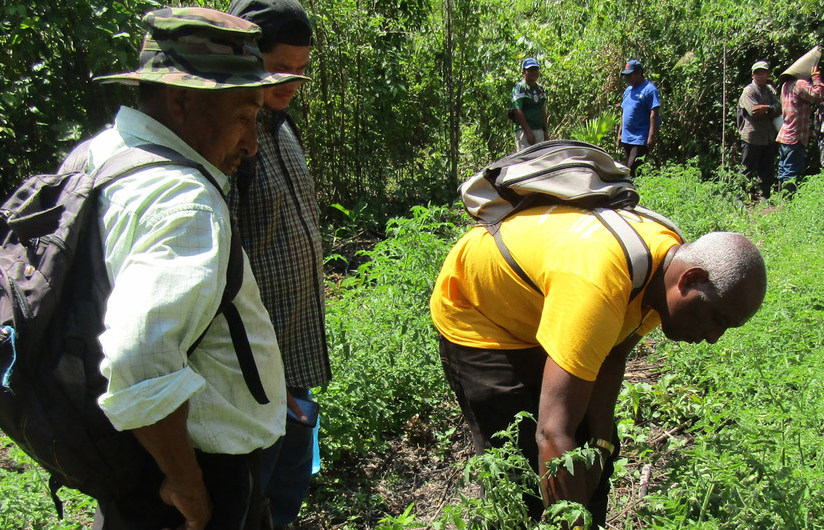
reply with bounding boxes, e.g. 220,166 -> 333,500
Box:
781,46 -> 821,81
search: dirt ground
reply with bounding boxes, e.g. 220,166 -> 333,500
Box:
293,350 -> 685,529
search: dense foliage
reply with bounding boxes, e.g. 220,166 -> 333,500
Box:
2,0 -> 823,218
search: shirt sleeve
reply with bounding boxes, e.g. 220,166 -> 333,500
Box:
97,171 -> 229,431
739,85 -> 758,114
648,84 -> 661,110
512,83 -> 526,109
797,76 -> 824,103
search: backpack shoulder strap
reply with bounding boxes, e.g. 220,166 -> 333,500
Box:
281,110 -> 304,148
632,205 -> 686,243
92,143 -> 207,190
493,207 -> 672,302
492,229 -> 541,293
592,208 -> 652,301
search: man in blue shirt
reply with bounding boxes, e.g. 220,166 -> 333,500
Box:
617,59 -> 660,176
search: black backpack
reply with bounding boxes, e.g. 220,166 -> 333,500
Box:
0,142 -> 268,514
460,140 -> 685,300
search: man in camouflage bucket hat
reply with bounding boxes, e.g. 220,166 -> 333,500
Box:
59,7 -> 304,529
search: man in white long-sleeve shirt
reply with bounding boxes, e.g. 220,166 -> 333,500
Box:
61,7 -> 306,529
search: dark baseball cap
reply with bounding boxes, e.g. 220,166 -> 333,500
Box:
621,59 -> 643,75
228,0 -> 313,47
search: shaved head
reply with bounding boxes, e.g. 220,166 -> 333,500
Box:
673,231 -> 767,319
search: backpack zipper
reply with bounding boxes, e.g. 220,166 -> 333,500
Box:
41,235 -> 69,255
504,161 -> 613,186
8,278 -> 32,321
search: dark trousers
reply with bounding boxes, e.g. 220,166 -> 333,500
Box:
259,387 -> 315,528
93,450 -> 267,530
741,141 -> 777,198
439,336 -> 618,526
621,143 -> 649,177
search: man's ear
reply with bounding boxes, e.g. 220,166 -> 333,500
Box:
677,267 -> 710,294
163,86 -> 191,128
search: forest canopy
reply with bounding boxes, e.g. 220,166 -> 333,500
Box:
2,0 -> 822,219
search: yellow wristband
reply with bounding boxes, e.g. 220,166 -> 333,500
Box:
589,437 -> 615,456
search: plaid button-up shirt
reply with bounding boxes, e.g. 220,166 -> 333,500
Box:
776,74 -> 824,146
230,110 -> 331,389
738,82 -> 780,145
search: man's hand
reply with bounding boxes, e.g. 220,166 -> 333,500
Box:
537,358 -> 594,507
752,104 -> 770,118
526,129 -> 537,145
160,472 -> 212,530
287,390 -> 308,423
648,107 -> 660,151
132,403 -> 212,530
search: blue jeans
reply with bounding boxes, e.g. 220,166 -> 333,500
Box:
260,387 -> 316,527
777,142 -> 806,182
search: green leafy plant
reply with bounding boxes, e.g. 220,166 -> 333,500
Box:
569,111 -> 620,147
316,204 -> 468,464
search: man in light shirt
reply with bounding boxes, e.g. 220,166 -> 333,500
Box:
737,60 -> 780,199
61,7 -> 306,529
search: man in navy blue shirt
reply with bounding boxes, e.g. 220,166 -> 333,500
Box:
617,59 -> 660,177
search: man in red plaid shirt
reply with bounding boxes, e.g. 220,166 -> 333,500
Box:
776,54 -> 824,193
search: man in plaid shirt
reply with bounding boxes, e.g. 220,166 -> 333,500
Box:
776,60 -> 824,192
228,0 -> 331,527
738,61 -> 781,199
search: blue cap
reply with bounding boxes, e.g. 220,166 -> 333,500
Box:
621,59 -> 643,75
521,57 -> 540,70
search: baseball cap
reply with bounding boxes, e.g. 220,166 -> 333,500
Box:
94,7 -> 308,89
522,57 -> 540,70
621,59 -> 643,75
228,0 -> 313,47
751,61 -> 770,73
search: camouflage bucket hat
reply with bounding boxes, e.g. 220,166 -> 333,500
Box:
94,7 -> 308,89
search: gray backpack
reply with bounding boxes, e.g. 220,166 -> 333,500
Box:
0,142 -> 268,515
459,140 -> 684,300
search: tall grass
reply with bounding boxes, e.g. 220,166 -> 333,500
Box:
631,172 -> 824,528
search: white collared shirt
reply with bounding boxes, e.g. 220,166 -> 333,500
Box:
83,106 -> 285,454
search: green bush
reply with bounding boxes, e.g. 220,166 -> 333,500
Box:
316,204 -> 470,461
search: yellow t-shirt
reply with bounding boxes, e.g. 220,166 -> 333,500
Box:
430,204 -> 682,381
